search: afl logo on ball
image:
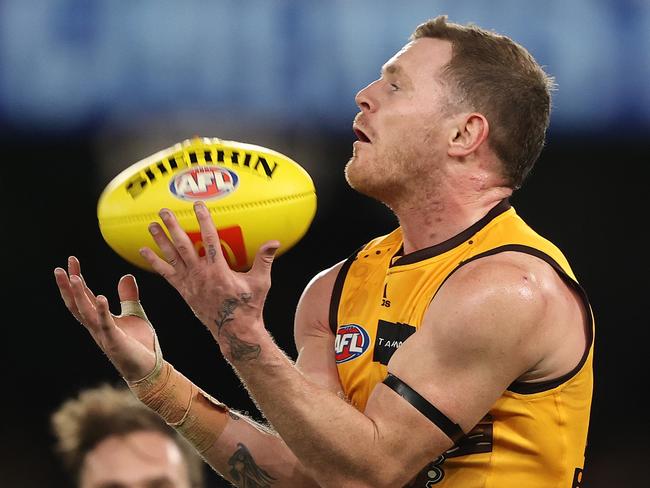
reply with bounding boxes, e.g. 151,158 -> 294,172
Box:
335,324 -> 371,364
170,166 -> 239,201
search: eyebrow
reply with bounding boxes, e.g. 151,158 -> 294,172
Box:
381,63 -> 413,88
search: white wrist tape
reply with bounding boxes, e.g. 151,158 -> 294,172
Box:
120,300 -> 230,452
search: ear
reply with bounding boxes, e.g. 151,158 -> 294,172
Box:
448,113 -> 489,158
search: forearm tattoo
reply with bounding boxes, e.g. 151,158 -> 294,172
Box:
223,331 -> 261,361
228,442 -> 276,487
213,293 -> 261,360
215,293 -> 253,335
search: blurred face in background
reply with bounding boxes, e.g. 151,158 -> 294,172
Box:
345,38 -> 460,205
79,430 -> 191,488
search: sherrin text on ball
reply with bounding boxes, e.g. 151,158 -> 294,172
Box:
97,137 -> 317,271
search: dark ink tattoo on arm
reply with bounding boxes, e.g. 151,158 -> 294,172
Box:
223,331 -> 261,361
214,293 -> 253,335
228,442 -> 276,487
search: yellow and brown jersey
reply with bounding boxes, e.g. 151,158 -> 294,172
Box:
330,199 -> 594,488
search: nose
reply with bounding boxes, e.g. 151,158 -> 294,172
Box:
355,80 -> 378,113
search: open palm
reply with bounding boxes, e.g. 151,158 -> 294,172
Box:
54,256 -> 158,382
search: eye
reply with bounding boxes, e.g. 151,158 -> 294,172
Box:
390,83 -> 400,91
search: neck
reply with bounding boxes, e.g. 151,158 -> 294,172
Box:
394,186 -> 512,254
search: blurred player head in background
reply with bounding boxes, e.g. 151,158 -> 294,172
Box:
51,383 -> 205,488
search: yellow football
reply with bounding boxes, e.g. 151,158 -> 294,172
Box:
97,136 -> 317,271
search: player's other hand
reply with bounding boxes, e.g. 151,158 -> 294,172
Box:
138,201 -> 280,350
54,257 -> 158,381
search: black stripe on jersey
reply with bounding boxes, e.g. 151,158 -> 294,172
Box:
328,245 -> 365,335
434,244 -> 594,395
383,373 -> 465,444
390,198 -> 511,267
444,415 -> 493,458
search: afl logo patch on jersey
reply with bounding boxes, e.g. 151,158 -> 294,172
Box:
170,166 -> 239,201
335,324 -> 371,364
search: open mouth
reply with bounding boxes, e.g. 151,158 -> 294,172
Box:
353,126 -> 371,143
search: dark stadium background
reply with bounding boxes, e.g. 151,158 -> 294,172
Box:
1,1 -> 648,486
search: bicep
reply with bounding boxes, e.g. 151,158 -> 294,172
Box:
293,261 -> 345,395
359,262 -> 544,477
294,328 -> 342,395
358,333 -> 505,476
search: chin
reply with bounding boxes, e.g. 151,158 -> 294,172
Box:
344,155 -> 365,190
345,157 -> 387,201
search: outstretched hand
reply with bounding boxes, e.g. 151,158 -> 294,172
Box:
138,201 -> 280,358
53,257 -> 158,381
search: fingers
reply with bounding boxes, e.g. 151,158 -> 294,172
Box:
95,294 -> 134,359
67,255 -> 81,275
55,256 -> 98,322
144,203 -> 229,274
55,268 -> 108,349
67,256 -> 96,305
249,240 -> 281,279
95,294 -> 120,339
146,222 -> 186,273
139,246 -> 177,281
117,274 -> 140,302
193,201 -> 228,267
69,274 -> 102,329
158,208 -> 199,267
54,267 -> 83,322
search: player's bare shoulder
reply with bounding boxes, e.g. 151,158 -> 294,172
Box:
427,251 -> 588,382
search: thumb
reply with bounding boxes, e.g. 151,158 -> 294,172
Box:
117,274 -> 140,302
249,240 -> 281,277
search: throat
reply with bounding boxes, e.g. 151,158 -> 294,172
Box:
397,194 -> 511,254
399,213 -> 456,254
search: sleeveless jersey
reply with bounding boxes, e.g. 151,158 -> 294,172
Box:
330,199 -> 593,488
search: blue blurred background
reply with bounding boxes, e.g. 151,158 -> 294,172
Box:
2,1 -> 648,486
2,0 -> 650,134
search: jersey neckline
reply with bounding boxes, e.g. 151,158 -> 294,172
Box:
390,198 -> 512,267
